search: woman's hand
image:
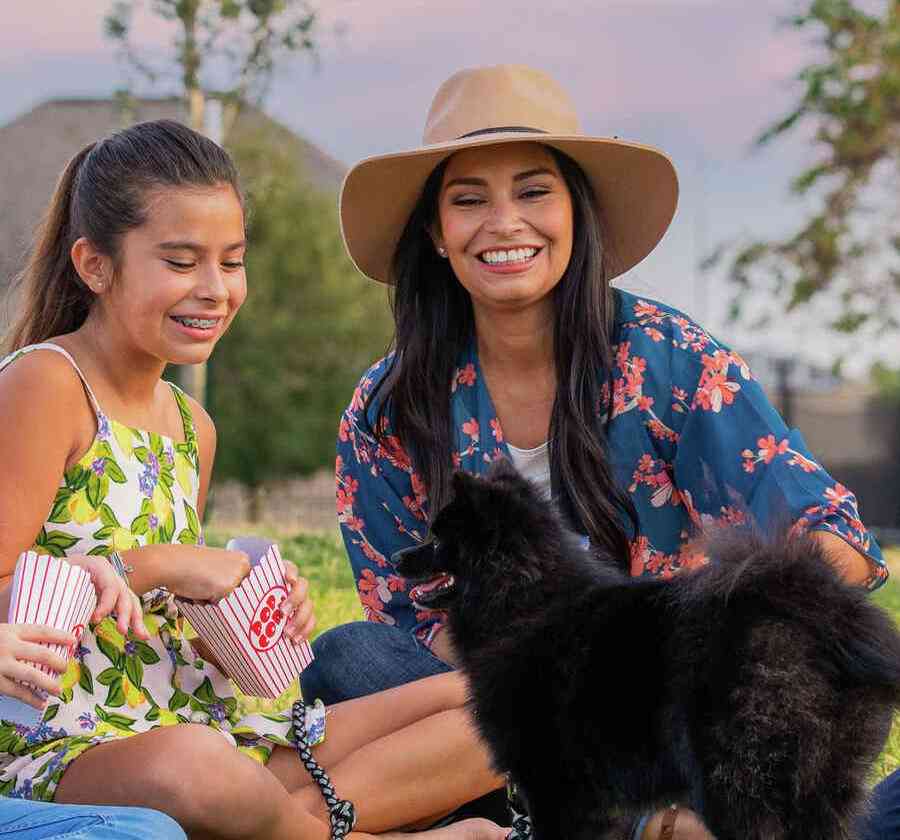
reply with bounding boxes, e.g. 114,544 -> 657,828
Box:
641,807 -> 715,839
0,623 -> 73,708
282,562 -> 316,643
160,546 -> 251,602
66,554 -> 148,639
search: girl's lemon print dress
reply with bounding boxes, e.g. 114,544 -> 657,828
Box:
0,344 -> 294,801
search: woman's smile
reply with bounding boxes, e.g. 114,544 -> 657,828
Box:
436,142 -> 573,312
475,246 -> 543,273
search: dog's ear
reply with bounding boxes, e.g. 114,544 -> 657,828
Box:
451,470 -> 483,506
485,457 -> 521,483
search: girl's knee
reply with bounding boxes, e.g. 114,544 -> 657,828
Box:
146,726 -> 283,832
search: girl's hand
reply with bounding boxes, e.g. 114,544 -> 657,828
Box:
67,554 -> 148,639
0,623 -> 73,708
282,562 -> 316,644
164,547 -> 251,602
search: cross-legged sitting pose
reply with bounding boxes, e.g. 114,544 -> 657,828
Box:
0,119 -> 506,840
301,64 -> 891,839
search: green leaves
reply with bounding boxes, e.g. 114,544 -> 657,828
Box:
723,0 -> 900,343
35,528 -> 80,557
104,0 -> 320,112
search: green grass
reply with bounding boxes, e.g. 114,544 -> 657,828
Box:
207,529 -> 900,781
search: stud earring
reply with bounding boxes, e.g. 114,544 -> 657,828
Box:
437,247 -> 448,258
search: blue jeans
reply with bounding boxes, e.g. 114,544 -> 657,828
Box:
300,621 -> 452,704
859,768 -> 900,839
0,798 -> 185,839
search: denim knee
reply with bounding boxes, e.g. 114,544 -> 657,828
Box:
0,800 -> 185,840
300,621 -> 453,704
858,769 -> 900,839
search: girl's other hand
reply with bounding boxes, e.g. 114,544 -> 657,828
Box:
0,623 -> 73,708
282,562 -> 315,644
67,554 -> 148,639
165,547 -> 251,603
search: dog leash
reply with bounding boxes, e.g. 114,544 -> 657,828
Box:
505,777 -> 533,839
292,699 -> 357,839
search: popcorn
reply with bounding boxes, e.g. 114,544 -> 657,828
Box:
176,542 -> 314,698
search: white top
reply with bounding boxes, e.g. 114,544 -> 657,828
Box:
506,441 -> 551,499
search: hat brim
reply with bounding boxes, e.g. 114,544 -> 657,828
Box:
339,132 -> 678,284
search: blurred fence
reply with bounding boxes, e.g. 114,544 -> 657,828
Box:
768,379 -> 900,540
206,469 -> 338,534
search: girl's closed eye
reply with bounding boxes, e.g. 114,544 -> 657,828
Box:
164,258 -> 195,270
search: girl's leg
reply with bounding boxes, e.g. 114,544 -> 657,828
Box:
53,724 -> 328,840
266,672 -> 505,832
52,721 -> 506,840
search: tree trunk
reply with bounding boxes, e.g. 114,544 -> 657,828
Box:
174,0 -> 209,405
247,483 -> 265,524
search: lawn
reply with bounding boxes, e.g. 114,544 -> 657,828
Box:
209,528 -> 900,783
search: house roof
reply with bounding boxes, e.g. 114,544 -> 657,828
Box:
0,96 -> 346,294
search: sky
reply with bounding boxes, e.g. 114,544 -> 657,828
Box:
2,0 -> 895,375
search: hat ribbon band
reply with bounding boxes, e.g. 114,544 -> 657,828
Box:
456,126 -> 548,139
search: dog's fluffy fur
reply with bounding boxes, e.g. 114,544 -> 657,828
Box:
395,460 -> 900,840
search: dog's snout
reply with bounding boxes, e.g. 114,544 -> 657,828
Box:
392,541 -> 434,573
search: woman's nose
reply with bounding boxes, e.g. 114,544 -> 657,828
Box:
483,198 -> 524,237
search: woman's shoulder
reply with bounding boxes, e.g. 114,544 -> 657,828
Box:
344,353 -> 395,421
614,289 -> 746,376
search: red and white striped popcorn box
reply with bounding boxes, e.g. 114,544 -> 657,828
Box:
7,551 -> 97,678
175,544 -> 314,698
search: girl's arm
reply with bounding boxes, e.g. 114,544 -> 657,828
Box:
0,351 -> 97,585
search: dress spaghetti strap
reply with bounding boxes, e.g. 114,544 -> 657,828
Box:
0,342 -> 104,419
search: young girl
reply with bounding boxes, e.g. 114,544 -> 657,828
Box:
0,120 -> 506,840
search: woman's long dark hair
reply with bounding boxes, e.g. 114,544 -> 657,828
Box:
6,119 -> 242,352
367,146 -> 639,567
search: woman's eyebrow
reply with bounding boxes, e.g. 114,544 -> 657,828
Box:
444,176 -> 487,189
444,168 -> 556,190
513,167 -> 555,182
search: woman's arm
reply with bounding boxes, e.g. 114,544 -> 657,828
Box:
812,530 -> 873,586
670,350 -> 886,588
337,396 -> 431,634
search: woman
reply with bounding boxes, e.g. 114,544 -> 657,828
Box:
300,64 -> 890,839
0,118 -> 507,839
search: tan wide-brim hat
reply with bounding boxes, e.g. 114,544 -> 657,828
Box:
340,64 -> 679,284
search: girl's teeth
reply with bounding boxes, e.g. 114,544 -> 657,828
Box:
174,316 -> 217,328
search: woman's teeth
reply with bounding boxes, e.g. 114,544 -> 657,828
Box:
480,247 -> 538,265
172,316 -> 218,329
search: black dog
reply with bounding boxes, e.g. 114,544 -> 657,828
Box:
395,460 -> 900,840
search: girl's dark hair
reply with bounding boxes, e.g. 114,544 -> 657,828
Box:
367,145 -> 639,567
6,119 -> 242,352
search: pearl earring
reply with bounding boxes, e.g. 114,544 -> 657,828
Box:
437,247 -> 448,258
